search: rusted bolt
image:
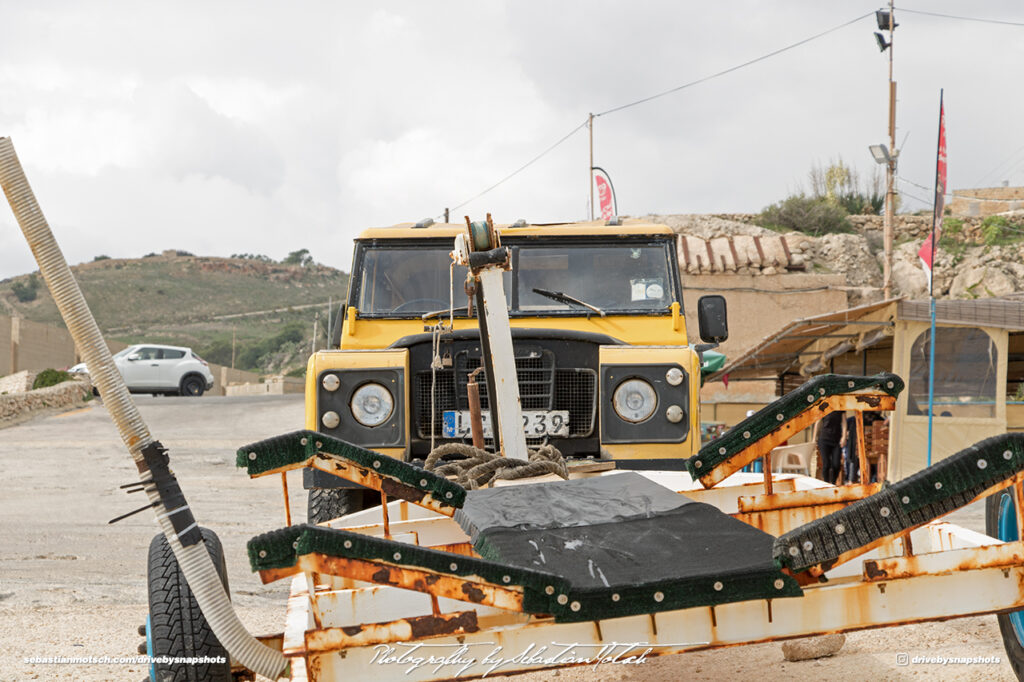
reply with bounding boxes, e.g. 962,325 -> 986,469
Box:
557,594 -> 568,605
774,579 -> 785,590
570,601 -> 581,612
695,461 -> 703,469
1005,450 -> 1013,460
445,492 -> 453,499
373,460 -> 381,469
545,586 -> 555,595
835,524 -> 845,535
806,395 -> 814,403
654,591 -> 665,602
719,447 -> 727,455
343,540 -> 352,549
776,413 -> 784,421
300,437 -> 308,446
819,388 -> 825,395
935,481 -> 943,490
450,563 -> 458,571
292,541 -> 299,549
502,575 -> 511,584
611,593 -> 620,602
848,381 -> 855,388
258,550 -> 267,558
713,582 -> 723,592
803,541 -> 813,551
420,479 -> 428,487
902,496 -> 910,504
788,546 -> 799,556
315,441 -> 322,449
393,552 -> 402,561
977,459 -> 988,470
880,507 -> 891,517
743,431 -> 750,439
248,452 -> 257,461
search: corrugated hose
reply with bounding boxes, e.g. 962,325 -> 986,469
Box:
0,137 -> 288,680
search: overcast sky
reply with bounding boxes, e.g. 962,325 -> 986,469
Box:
2,1 -> 1023,279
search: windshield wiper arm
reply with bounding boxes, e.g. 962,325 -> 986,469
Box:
532,288 -> 606,317
421,305 -> 469,321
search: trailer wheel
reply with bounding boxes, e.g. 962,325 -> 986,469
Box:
146,527 -> 232,682
985,490 -> 1024,679
307,488 -> 374,524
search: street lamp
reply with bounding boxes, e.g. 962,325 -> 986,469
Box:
869,144 -> 891,165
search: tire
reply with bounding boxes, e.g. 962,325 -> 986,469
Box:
985,490 -> 1024,680
307,488 -> 375,524
147,527 -> 232,682
179,375 -> 205,397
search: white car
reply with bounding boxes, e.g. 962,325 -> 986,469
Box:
69,343 -> 215,397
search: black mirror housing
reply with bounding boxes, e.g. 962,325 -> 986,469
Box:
697,295 -> 728,343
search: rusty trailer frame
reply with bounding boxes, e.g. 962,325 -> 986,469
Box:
257,470 -> 1024,681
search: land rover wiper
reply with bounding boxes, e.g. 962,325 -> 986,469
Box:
531,288 -> 606,317
421,305 -> 469,321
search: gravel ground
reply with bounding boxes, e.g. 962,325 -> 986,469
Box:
0,396 -> 1016,681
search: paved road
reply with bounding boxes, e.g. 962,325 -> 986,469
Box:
0,396 -> 1015,681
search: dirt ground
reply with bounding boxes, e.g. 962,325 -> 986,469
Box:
0,395 -> 1016,681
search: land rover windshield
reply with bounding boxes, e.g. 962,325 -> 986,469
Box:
352,237 -> 680,317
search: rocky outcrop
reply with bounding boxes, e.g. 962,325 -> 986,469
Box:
654,213 -> 1024,304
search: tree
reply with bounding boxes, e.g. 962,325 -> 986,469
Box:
283,249 -> 313,267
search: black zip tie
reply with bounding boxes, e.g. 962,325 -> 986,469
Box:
108,501 -> 160,525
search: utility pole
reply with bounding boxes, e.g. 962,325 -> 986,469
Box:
311,313 -> 319,355
588,113 -> 594,221
230,327 -> 236,369
883,0 -> 897,299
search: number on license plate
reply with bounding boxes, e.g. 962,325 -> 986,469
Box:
442,410 -> 569,439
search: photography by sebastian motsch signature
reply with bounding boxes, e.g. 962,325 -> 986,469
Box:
369,640 -> 708,677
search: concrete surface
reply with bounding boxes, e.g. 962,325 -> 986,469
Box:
0,395 -> 1016,681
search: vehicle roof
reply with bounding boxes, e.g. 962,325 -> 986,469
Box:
125,343 -> 192,351
355,218 -> 676,241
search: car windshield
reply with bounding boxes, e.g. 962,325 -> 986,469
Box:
353,239 -> 678,317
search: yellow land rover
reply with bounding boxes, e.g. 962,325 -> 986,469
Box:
302,218 -> 728,521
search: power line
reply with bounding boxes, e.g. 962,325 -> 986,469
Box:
899,8 -> 1024,28
594,12 -> 874,117
441,119 -> 588,218
439,11 -> 874,215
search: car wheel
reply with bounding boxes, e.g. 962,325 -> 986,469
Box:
180,376 -> 205,397
146,527 -> 232,682
986,489 -> 1024,679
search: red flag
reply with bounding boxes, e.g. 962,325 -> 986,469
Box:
592,167 -> 617,220
918,95 -> 946,283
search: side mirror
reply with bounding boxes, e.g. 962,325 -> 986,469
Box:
126,353 -> 140,361
330,303 -> 346,349
697,295 -> 728,344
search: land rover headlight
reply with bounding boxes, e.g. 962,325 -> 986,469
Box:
612,379 -> 657,423
350,383 -> 394,427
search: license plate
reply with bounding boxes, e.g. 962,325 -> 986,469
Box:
442,410 -> 569,439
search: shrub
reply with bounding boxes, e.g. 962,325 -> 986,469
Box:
283,248 -> 313,267
759,195 -> 852,236
93,254 -> 111,261
979,215 -> 1021,246
33,368 -> 75,389
11,273 -> 40,302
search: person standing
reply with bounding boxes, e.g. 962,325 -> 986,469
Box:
814,411 -> 846,485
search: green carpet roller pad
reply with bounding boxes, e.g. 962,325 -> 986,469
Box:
686,373 -> 904,478
247,523 -> 567,614
236,430 -> 467,508
775,432 -> 1024,573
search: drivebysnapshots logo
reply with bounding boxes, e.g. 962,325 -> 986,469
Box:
895,652 -> 1001,666
23,655 -> 226,666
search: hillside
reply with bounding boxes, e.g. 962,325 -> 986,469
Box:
0,253 -> 349,375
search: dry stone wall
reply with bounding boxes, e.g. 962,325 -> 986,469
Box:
0,378 -> 92,424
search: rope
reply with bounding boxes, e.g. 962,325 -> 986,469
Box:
425,442 -> 568,489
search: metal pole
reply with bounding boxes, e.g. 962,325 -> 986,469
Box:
588,113 -> 594,221
926,89 -> 944,467
883,0 -> 896,299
